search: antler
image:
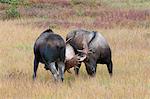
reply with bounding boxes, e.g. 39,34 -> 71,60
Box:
66,37 -> 73,43
77,36 -> 93,55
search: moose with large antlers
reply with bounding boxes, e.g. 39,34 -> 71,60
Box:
65,29 -> 113,77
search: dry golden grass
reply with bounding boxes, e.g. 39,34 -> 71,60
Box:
0,19 -> 150,99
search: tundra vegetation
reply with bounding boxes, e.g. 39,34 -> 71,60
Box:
0,0 -> 150,98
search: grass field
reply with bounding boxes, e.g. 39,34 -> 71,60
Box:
0,0 -> 150,99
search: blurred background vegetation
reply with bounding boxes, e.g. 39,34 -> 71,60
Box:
0,0 -> 150,29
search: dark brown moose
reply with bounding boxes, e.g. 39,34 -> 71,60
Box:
33,29 -> 66,81
65,29 -> 113,77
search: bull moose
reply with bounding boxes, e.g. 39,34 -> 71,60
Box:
33,29 -> 65,81
65,29 -> 113,77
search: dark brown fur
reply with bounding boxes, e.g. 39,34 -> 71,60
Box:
66,29 -> 113,77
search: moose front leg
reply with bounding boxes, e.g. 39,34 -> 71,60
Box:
74,63 -> 81,75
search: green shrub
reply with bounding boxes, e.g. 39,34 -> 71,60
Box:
5,5 -> 20,19
0,0 -> 20,4
1,0 -> 23,19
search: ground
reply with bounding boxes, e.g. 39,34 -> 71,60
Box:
0,0 -> 150,99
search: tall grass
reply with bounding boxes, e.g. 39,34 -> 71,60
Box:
0,0 -> 150,98
0,19 -> 150,98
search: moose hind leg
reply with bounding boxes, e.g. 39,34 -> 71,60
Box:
33,58 -> 39,80
107,60 -> 113,77
48,62 -> 59,81
57,61 -> 65,82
